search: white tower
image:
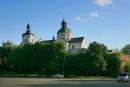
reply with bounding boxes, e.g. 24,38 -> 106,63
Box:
22,24 -> 35,45
57,19 -> 72,50
57,19 -> 72,42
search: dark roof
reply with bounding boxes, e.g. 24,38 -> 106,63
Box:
107,49 -> 114,53
57,19 -> 72,34
69,37 -> 84,43
22,32 -> 35,36
42,40 -> 55,43
22,24 -> 35,36
57,28 -> 68,33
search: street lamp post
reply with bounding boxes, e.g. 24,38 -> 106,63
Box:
62,56 -> 65,77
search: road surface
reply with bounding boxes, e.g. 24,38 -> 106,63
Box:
0,78 -> 130,87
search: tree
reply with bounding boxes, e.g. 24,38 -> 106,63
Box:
64,42 -> 108,76
86,42 -> 107,76
0,41 -> 16,72
106,53 -> 121,77
8,42 -> 66,74
2,41 -> 15,48
65,53 -> 87,76
0,41 -> 16,60
122,44 -> 130,55
43,42 -> 67,75
124,62 -> 130,73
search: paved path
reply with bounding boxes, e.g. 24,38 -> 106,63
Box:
0,78 -> 130,87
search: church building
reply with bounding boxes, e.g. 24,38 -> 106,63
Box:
22,19 -> 87,53
43,19 -> 87,53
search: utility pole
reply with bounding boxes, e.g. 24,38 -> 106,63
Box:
62,56 -> 65,77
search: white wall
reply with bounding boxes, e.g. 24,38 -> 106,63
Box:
22,35 -> 35,44
57,33 -> 68,42
69,38 -> 87,52
82,38 -> 87,48
69,43 -> 82,50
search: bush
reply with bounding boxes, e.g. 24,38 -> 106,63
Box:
124,62 -> 130,73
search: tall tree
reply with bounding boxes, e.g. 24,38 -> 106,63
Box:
0,41 -> 16,72
106,53 -> 121,77
8,42 -> 66,74
87,42 -> 107,76
124,62 -> 130,73
122,44 -> 130,55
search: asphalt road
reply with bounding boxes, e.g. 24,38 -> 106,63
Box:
0,78 -> 130,87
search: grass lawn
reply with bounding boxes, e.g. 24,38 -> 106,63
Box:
0,73 -> 115,80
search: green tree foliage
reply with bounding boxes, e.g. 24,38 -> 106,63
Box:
65,42 -> 108,76
106,53 -> 121,77
124,62 -> 130,73
2,41 -> 15,48
86,42 -> 107,76
8,42 -> 66,74
0,41 -> 15,72
122,44 -> 130,55
64,42 -> 121,77
0,40 -> 122,77
65,53 -> 87,76
0,41 -> 15,59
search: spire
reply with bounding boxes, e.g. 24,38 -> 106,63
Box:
27,24 -> 30,30
57,18 -> 69,34
52,36 -> 55,41
61,18 -> 67,29
26,24 -> 31,34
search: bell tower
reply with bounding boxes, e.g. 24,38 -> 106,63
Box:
22,24 -> 35,45
57,19 -> 72,43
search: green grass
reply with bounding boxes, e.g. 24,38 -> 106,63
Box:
0,73 -> 115,80
0,73 -> 46,78
64,76 -> 115,80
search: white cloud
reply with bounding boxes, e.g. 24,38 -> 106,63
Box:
89,12 -> 99,17
94,0 -> 112,6
75,12 -> 99,21
75,16 -> 82,20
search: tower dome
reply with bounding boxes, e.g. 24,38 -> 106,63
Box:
57,19 -> 72,42
57,19 -> 69,34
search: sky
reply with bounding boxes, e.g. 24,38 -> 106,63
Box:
0,0 -> 130,49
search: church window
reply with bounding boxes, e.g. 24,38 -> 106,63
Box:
72,45 -> 74,49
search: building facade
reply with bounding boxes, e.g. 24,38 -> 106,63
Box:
22,19 -> 87,53
44,19 -> 87,53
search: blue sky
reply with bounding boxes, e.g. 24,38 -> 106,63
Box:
0,0 -> 130,49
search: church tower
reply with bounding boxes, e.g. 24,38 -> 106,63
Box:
22,24 -> 35,45
57,19 -> 72,43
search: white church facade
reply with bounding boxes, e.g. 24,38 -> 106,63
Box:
22,19 -> 87,53
22,24 -> 35,45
